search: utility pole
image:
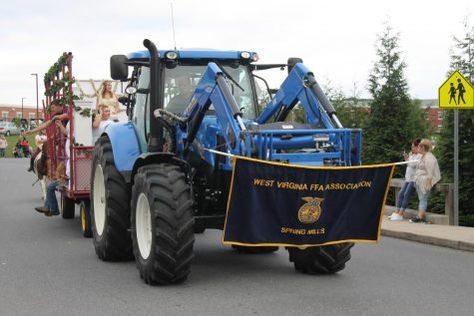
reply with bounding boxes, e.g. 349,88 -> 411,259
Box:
31,73 -> 39,124
21,97 -> 26,119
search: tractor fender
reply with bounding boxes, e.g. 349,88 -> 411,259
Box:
104,122 -> 142,181
131,153 -> 191,185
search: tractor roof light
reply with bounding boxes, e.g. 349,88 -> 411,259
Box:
165,51 -> 178,60
240,52 -> 251,59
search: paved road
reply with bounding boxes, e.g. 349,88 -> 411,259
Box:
1,158 -> 474,315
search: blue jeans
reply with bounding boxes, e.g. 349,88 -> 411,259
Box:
396,181 -> 415,210
416,185 -> 430,211
0,148 -> 5,157
44,180 -> 60,214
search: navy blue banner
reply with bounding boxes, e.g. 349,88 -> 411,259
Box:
223,157 -> 395,247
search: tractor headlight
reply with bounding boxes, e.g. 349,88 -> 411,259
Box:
252,53 -> 259,62
165,51 -> 178,60
240,52 -> 251,59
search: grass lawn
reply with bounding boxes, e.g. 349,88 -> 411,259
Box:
1,134 -> 37,158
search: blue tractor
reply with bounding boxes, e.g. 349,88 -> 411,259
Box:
90,39 -> 362,285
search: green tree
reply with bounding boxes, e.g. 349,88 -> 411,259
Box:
435,20 -> 474,226
12,117 -> 22,129
320,81 -> 367,129
364,25 -> 428,171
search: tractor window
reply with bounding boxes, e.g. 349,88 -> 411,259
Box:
163,66 -> 201,114
133,66 -> 150,150
223,66 -> 255,119
163,63 -> 256,119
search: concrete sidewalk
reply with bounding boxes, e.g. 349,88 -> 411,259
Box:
381,216 -> 474,252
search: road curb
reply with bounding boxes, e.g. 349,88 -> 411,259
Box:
381,228 -> 474,252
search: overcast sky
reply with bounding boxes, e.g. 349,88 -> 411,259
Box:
1,0 -> 472,107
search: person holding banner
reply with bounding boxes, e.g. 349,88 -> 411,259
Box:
410,139 -> 441,223
389,139 -> 421,221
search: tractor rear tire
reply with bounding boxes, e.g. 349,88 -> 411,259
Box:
287,243 -> 354,274
91,135 -> 132,261
80,200 -> 92,238
232,245 -> 279,254
60,193 -> 75,219
131,163 -> 195,285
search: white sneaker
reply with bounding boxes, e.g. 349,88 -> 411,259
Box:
388,212 -> 397,220
390,213 -> 404,221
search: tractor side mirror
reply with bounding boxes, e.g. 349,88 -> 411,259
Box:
287,57 -> 303,74
110,55 -> 128,81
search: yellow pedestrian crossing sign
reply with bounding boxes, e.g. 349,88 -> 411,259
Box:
439,70 -> 474,109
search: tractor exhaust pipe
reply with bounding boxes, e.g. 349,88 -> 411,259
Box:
143,39 -> 162,152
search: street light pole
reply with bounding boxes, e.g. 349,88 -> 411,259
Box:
31,73 -> 39,124
21,97 -> 26,119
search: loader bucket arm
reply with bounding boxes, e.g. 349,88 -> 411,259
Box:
256,63 -> 342,128
181,62 -> 247,156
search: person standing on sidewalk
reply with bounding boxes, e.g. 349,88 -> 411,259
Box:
389,139 -> 422,221
0,134 -> 7,158
410,139 -> 441,223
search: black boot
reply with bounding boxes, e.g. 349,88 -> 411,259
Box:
27,156 -> 34,172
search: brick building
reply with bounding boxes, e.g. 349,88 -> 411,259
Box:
0,105 -> 44,122
419,99 -> 444,133
353,99 -> 443,133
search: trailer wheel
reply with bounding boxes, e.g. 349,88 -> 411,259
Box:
80,200 -> 92,238
91,135 -> 132,261
232,245 -> 279,254
287,243 -> 353,274
131,163 -> 195,285
60,193 -> 75,219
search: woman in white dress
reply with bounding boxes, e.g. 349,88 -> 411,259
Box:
96,80 -> 123,121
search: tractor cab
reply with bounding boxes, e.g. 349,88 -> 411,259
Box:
112,49 -> 261,152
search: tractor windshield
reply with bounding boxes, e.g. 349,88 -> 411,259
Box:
163,63 -> 256,119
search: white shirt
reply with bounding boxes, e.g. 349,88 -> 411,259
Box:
35,134 -> 47,150
405,153 -> 422,182
415,152 -> 441,193
92,119 -> 114,144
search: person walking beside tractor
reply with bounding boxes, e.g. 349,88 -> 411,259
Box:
388,139 -> 422,221
410,139 -> 441,224
457,78 -> 466,105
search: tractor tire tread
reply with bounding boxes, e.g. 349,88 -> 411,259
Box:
288,243 -> 354,274
131,163 -> 194,285
91,135 -> 132,261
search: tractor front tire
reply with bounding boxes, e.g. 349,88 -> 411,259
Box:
60,193 -> 75,219
287,243 -> 354,274
131,163 -> 195,285
80,200 -> 92,238
232,245 -> 279,254
91,135 -> 132,261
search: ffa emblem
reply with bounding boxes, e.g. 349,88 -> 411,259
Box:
298,197 -> 323,224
